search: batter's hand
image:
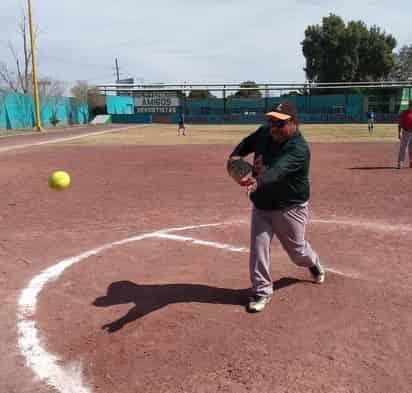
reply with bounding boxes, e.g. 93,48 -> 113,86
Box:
246,177 -> 258,195
253,155 -> 267,175
239,173 -> 255,187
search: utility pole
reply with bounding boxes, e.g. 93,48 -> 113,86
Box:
115,58 -> 120,82
27,0 -> 42,131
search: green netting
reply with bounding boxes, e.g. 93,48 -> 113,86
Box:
0,92 -> 88,130
400,88 -> 412,111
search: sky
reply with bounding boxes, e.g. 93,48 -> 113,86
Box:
1,0 -> 412,92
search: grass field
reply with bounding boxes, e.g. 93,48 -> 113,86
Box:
60,123 -> 400,145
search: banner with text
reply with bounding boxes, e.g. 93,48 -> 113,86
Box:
134,92 -> 180,113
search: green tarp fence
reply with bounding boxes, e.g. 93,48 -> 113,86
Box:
0,92 -> 88,130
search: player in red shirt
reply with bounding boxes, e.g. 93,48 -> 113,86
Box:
398,100 -> 412,169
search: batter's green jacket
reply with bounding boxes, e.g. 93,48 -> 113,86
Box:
229,125 -> 310,210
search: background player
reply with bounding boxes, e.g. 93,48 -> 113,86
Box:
398,100 -> 412,169
178,113 -> 186,136
367,110 -> 375,134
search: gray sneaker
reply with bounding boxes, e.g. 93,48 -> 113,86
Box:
247,295 -> 272,313
309,259 -> 325,284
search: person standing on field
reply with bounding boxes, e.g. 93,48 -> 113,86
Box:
178,113 -> 186,136
398,100 -> 412,169
367,110 -> 376,134
228,101 -> 325,313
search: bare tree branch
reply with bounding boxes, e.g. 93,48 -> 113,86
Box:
4,11 -> 33,94
39,78 -> 66,126
71,81 -> 93,123
0,63 -> 18,92
21,14 -> 31,93
0,91 -> 5,119
10,43 -> 26,93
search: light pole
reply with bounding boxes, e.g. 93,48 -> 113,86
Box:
27,0 -> 42,131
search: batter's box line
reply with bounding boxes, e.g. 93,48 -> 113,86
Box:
154,229 -> 358,280
15,221 -> 246,393
312,218 -> 412,233
16,220 -> 360,393
154,233 -> 248,252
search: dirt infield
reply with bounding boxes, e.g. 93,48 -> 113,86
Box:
1,125 -> 412,393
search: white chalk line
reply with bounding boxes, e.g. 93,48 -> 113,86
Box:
312,218 -> 412,233
154,232 -> 354,278
155,233 -> 248,252
235,217 -> 412,233
0,132 -> 31,138
18,217 -> 393,393
0,125 -> 146,153
17,222 -> 239,393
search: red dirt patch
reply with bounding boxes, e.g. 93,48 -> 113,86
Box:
1,132 -> 412,393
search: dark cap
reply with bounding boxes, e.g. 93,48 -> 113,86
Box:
266,101 -> 298,120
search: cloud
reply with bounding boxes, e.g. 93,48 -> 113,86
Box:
1,0 -> 412,87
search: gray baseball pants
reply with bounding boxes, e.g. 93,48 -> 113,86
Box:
249,203 -> 319,297
398,130 -> 412,167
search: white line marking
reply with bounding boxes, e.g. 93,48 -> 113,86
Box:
0,133 -> 29,138
17,222 -> 240,393
312,218 -> 412,232
17,232 -> 157,393
325,267 -> 360,279
0,125 -> 146,153
154,233 -> 358,278
158,222 -> 241,233
17,218 -> 367,393
155,233 -> 248,252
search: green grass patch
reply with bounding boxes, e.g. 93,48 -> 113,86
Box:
301,123 -> 398,142
61,123 -> 399,146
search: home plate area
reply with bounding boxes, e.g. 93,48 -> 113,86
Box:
19,220 -> 412,393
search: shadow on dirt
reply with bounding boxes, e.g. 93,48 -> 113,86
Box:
92,277 -> 305,333
348,166 -> 398,170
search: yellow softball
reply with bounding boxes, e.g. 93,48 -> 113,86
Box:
48,170 -> 71,191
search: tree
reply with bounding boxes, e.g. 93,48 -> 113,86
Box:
70,81 -> 92,123
71,80 -> 89,106
390,45 -> 412,80
187,89 -> 215,99
231,81 -> 262,98
358,25 -> 396,81
0,11 -> 33,93
301,14 -> 397,84
0,90 -> 5,123
38,78 -> 65,126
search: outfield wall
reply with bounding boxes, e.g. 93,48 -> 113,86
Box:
184,95 -> 365,117
106,96 -> 134,115
107,93 -> 400,125
0,92 -> 88,130
107,93 -> 401,124
111,114 -> 152,123
2,91 -> 402,130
